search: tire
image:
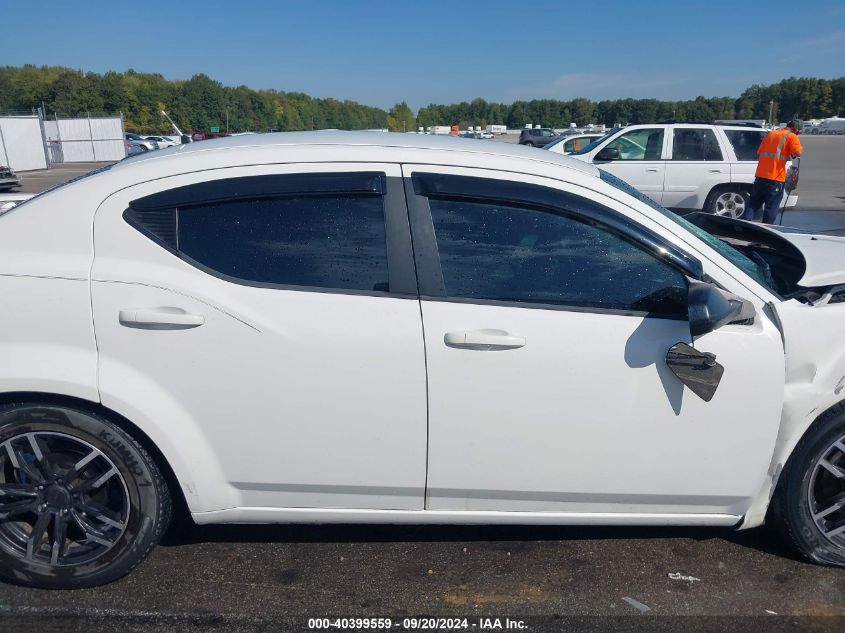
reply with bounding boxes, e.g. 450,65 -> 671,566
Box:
0,403 -> 172,588
704,186 -> 750,218
770,402 -> 845,567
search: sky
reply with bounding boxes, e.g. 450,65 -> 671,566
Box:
2,0 -> 845,111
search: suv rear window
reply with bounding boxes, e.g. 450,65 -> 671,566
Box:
724,130 -> 766,161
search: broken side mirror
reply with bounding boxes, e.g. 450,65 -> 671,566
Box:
687,280 -> 753,337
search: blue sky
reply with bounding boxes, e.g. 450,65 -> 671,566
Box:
3,0 -> 844,110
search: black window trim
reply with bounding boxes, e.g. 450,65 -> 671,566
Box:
124,172 -> 418,299
407,171 -> 702,319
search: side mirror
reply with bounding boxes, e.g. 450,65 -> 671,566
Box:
595,146 -> 620,161
687,280 -> 753,337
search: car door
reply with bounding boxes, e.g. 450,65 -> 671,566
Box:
91,164 -> 427,512
663,127 -> 730,209
402,165 -> 785,518
592,127 -> 667,203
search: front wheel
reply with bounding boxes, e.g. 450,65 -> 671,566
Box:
771,403 -> 845,567
0,403 -> 172,588
704,187 -> 749,218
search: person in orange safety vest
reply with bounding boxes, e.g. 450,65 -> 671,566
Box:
741,120 -> 802,224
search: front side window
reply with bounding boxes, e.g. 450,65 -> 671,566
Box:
607,128 -> 664,161
428,197 -> 688,316
176,195 -> 389,291
724,130 -> 766,161
672,128 -> 723,161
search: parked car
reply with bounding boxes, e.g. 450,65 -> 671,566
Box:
125,133 -> 157,151
568,123 -> 798,217
544,133 -> 604,154
124,140 -> 148,157
519,127 -> 560,147
0,165 -> 21,191
145,136 -> 178,148
1,132 -> 844,588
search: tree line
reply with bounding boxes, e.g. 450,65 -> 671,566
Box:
1,66 -> 843,134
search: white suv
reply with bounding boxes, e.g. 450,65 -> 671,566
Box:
0,133 -> 842,588
567,124 -> 798,217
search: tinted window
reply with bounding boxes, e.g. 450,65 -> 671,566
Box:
177,195 -> 389,291
672,128 -> 723,161
724,130 -> 766,161
608,128 -> 664,160
428,197 -> 688,316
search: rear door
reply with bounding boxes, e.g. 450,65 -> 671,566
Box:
663,127 -> 730,209
593,127 -> 667,203
91,164 -> 427,512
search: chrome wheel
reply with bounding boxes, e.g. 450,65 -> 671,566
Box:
713,191 -> 746,218
0,432 -> 129,567
808,433 -> 845,547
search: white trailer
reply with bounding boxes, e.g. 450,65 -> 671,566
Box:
430,126 -> 451,135
486,125 -> 507,135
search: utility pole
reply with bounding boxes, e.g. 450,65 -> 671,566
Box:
226,108 -> 229,134
768,100 -> 774,126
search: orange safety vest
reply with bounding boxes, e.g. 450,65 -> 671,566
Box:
756,128 -> 802,182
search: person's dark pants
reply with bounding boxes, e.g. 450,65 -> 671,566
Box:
742,177 -> 784,224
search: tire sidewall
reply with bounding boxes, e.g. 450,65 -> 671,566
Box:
705,187 -> 750,217
0,404 -> 163,588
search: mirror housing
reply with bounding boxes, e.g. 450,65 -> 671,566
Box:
595,146 -> 620,161
687,280 -> 752,337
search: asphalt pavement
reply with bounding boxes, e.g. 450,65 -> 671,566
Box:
2,136 -> 845,633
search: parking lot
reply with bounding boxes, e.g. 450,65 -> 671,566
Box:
2,135 -> 845,632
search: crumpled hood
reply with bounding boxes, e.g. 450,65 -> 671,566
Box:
776,231 -> 845,287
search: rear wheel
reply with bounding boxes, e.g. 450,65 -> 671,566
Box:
771,403 -> 845,567
0,403 -> 171,587
704,187 -> 749,218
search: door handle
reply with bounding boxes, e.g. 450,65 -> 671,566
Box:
646,168 -> 659,172
119,307 -> 205,330
444,329 -> 526,350
709,169 -> 723,173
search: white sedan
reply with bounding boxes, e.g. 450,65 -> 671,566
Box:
1,132 -> 844,588
145,136 -> 179,148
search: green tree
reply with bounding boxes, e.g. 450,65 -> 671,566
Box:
386,101 -> 415,132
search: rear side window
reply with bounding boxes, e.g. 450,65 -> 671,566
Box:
724,130 -> 766,161
428,197 -> 688,316
177,196 -> 389,291
672,129 -> 723,161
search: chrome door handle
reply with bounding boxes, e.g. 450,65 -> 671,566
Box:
646,168 -> 659,172
119,307 -> 205,329
444,329 -> 526,350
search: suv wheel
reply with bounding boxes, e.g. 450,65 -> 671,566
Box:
0,403 -> 172,588
704,187 -> 749,218
771,403 -> 845,567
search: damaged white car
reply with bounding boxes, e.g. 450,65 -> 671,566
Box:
0,132 -> 843,588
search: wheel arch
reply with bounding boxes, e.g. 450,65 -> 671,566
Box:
740,397 -> 845,529
0,391 -> 193,526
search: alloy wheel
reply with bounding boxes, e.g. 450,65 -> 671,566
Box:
0,432 -> 129,567
808,433 -> 845,548
713,191 -> 746,218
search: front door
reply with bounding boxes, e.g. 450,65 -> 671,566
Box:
594,126 -> 667,203
403,166 -> 785,517
91,164 -> 427,512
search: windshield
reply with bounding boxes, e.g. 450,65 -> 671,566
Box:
570,128 -> 621,155
598,169 -> 773,291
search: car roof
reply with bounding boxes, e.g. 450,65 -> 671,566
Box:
113,130 -> 600,177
